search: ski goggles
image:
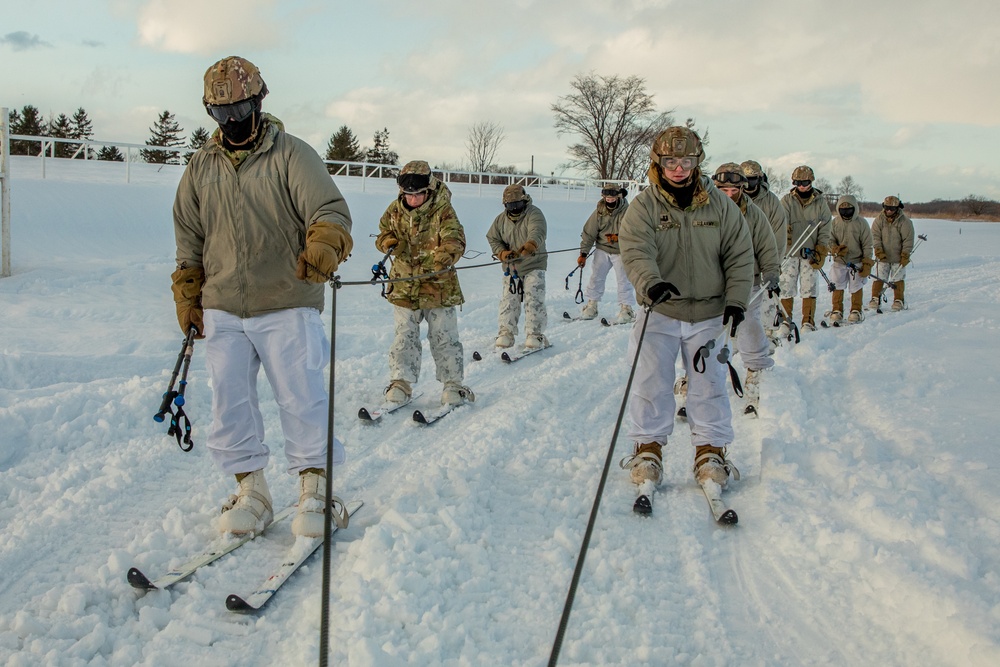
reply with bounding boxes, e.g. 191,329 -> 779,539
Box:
712,172 -> 745,186
205,98 -> 258,124
600,187 -> 621,197
792,179 -> 812,187
658,156 -> 697,170
883,205 -> 900,214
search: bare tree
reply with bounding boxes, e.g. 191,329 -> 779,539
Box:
465,121 -> 505,172
962,194 -> 997,216
837,175 -> 865,201
552,72 -> 673,181
764,166 -> 789,193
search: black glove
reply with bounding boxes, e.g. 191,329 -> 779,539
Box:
723,305 -> 745,336
763,273 -> 780,299
647,281 -> 680,305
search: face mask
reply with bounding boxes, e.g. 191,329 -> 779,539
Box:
219,113 -> 259,147
505,201 -> 527,216
839,206 -> 855,220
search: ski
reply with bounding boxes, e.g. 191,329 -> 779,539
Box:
127,505 -> 298,591
225,500 -> 364,613
358,392 -> 423,422
600,317 -> 632,327
501,344 -> 551,363
413,403 -> 462,425
562,311 -> 594,323
633,479 -> 656,515
743,404 -> 758,417
699,480 -> 738,525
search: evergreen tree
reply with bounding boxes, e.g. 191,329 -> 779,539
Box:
48,113 -> 74,158
324,125 -> 363,174
141,110 -> 185,164
364,128 -> 399,168
70,108 -> 95,159
184,126 -> 211,164
97,145 -> 125,162
10,104 -> 47,156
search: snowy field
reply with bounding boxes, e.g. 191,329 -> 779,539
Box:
1,156 -> 999,667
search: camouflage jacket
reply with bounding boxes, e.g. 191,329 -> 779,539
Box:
871,210 -> 914,263
618,164 -> 754,323
738,194 -> 780,283
781,188 -> 833,256
173,115 -> 352,317
580,198 -> 630,256
376,180 -> 466,309
831,195 -> 873,267
486,196 -> 548,273
749,185 -> 789,256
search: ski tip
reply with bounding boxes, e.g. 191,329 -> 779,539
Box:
127,567 -> 156,590
718,509 -> 739,525
744,405 -> 757,417
563,311 -> 572,320
633,495 -> 653,515
600,317 -> 611,327
500,352 -> 513,363
412,410 -> 428,424
472,351 -> 482,361
225,594 -> 256,613
676,407 -> 687,420
358,407 -> 372,420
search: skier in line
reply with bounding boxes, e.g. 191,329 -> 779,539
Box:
172,56 -> 353,538
779,165 -> 833,333
617,126 -> 754,491
827,195 -> 874,324
374,160 -> 474,408
486,184 -> 549,351
869,196 -> 915,312
576,183 -> 636,324
712,163 -> 780,412
741,160 -> 788,348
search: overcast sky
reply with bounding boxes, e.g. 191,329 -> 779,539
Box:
3,0 -> 998,202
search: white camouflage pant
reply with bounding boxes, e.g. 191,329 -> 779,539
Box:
873,261 -> 907,283
498,269 -> 547,337
389,306 -> 464,386
779,256 -> 820,298
203,308 -> 346,476
736,286 -> 774,371
829,262 -> 868,293
583,249 -> 636,306
626,311 -> 734,448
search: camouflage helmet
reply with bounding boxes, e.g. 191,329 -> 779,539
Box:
791,165 -> 815,182
203,56 -> 267,105
713,162 -> 747,189
397,160 -> 432,194
649,126 -> 705,168
502,184 -> 528,204
740,160 -> 764,178
883,195 -> 902,208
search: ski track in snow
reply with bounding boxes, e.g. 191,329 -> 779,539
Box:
1,158 -> 999,666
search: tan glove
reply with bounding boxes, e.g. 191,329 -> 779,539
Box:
171,266 -> 205,339
577,254 -> 587,267
296,221 -> 353,283
433,243 -> 463,270
605,233 -> 619,243
875,248 -> 887,262
900,251 -> 910,267
859,257 -> 874,279
498,249 -> 518,262
808,244 -> 828,269
518,240 -> 538,257
832,244 -> 849,257
376,232 -> 398,254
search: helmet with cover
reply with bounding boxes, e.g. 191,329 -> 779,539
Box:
649,126 -> 705,171
791,165 -> 815,186
203,56 -> 268,121
882,195 -> 903,217
502,184 -> 529,215
397,160 -> 432,194
713,162 -> 747,189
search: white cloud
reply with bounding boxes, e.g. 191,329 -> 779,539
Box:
135,0 -> 288,55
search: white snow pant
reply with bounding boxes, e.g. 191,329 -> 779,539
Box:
736,286 -> 774,371
829,262 -> 868,293
498,270 -> 547,337
583,249 -> 636,306
389,305 -> 464,386
779,256 -> 819,298
874,261 -> 907,283
626,311 -> 734,448
203,308 -> 345,476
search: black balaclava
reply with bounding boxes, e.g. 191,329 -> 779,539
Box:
605,197 -> 620,210
745,177 -> 761,197
839,206 -> 855,220
219,111 -> 262,150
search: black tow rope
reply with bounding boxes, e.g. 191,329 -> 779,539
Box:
506,267 -> 524,302
153,327 -> 197,452
564,250 -> 593,304
371,247 -> 393,299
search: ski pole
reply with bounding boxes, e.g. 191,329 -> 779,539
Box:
876,234 -> 927,302
154,327 -> 197,452
803,248 -> 836,292
784,218 -> 825,263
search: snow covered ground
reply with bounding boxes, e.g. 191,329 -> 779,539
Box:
1,157 -> 998,667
